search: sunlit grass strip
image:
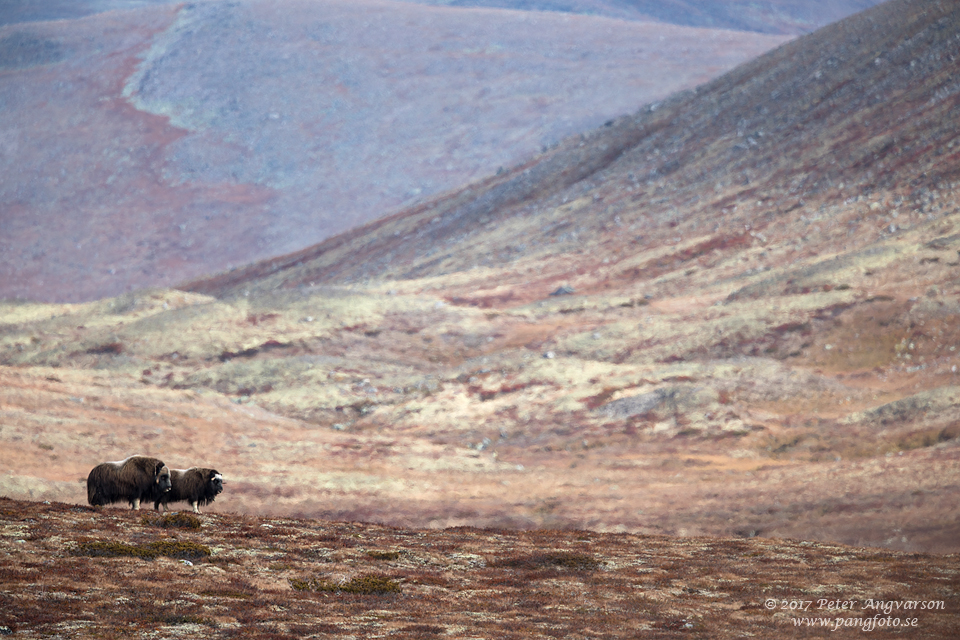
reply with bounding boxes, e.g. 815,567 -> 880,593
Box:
140,512 -> 203,530
77,539 -> 211,560
490,551 -> 601,570
290,573 -> 401,595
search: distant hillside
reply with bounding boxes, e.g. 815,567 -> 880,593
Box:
0,0 -> 788,303
0,0 -> 888,33
185,0 -> 958,298
0,0 -> 172,26
396,0 -> 888,33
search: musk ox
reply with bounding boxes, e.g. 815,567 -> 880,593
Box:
87,455 -> 172,510
154,468 -> 224,514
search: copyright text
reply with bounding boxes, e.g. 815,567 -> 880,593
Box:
764,599 -> 944,614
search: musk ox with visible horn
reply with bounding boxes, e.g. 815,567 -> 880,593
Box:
87,455 -> 172,510
154,468 -> 224,514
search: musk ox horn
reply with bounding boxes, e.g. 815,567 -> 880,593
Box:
154,467 -> 224,514
86,455 -> 172,511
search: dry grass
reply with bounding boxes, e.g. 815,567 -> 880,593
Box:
0,357 -> 958,554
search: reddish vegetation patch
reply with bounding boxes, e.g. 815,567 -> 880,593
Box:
605,233 -> 756,291
447,291 -> 521,308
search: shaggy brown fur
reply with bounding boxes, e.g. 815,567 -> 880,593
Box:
87,455 -> 172,510
154,468 -> 223,514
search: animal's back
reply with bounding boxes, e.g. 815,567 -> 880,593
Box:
86,460 -> 124,506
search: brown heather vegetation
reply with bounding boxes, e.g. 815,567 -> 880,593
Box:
1,497 -> 958,638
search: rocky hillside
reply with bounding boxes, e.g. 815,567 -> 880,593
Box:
187,0 -> 958,296
1,497 -> 957,639
0,0 -> 788,303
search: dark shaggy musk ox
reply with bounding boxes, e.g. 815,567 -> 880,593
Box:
154,468 -> 224,514
87,455 -> 172,510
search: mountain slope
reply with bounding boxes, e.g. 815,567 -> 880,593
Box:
0,0 -> 788,303
185,0 -> 958,298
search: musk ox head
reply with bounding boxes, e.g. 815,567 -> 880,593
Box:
209,470 -> 224,496
156,462 -> 172,494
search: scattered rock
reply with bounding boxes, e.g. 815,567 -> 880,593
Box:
596,388 -> 673,419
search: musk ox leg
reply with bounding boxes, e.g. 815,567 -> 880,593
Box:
131,498 -> 141,510
191,501 -> 201,514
